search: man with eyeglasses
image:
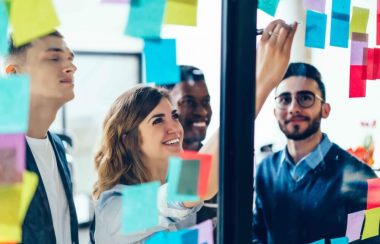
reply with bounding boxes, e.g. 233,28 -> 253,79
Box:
252,62 -> 378,243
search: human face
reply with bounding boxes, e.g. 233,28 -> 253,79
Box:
139,98 -> 184,164
274,76 -> 330,141
18,35 -> 77,106
170,80 -> 212,150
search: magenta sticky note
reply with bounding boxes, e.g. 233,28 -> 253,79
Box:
304,0 -> 326,13
349,65 -> 366,98
190,219 -> 214,244
345,210 -> 365,242
350,33 -> 368,65
0,133 -> 25,184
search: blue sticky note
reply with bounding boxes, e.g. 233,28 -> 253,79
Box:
331,237 -> 349,244
167,156 -> 200,202
145,231 -> 168,243
143,39 -> 180,85
166,229 -> 197,243
330,0 -> 350,48
0,0 -> 8,55
305,10 -> 327,49
125,0 -> 166,39
258,0 -> 280,16
309,239 -> 325,244
121,181 -> 160,235
181,229 -> 198,243
0,75 -> 30,133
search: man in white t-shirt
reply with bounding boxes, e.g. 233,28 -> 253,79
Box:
5,31 -> 79,243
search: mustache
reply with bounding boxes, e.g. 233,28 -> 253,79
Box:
285,115 -> 310,124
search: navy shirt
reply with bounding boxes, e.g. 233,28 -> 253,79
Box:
253,136 -> 377,244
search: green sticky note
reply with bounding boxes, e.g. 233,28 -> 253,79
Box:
0,75 -> 30,134
177,159 -> 200,196
10,0 -> 60,46
258,0 -> 280,17
125,0 -> 166,39
164,0 -> 198,26
0,0 -> 9,55
362,207 -> 380,240
121,181 -> 160,235
167,157 -> 200,202
350,7 -> 369,34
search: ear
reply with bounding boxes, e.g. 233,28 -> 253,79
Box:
5,65 -> 18,74
321,103 -> 331,119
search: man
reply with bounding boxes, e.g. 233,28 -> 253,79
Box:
5,31 -> 79,243
164,65 -> 212,151
252,62 -> 378,243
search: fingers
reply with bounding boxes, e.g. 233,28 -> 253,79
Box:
282,21 -> 298,52
261,19 -> 285,42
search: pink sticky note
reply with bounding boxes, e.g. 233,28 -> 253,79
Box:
304,0 -> 326,13
349,65 -> 366,98
346,210 -> 365,242
366,48 -> 376,80
375,48 -> 380,79
350,33 -> 368,65
0,133 -> 25,185
190,219 -> 214,244
367,178 -> 380,210
377,0 -> 380,45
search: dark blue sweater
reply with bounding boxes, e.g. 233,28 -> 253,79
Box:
253,143 -> 378,244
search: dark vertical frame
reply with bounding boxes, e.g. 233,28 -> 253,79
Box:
218,0 -> 257,243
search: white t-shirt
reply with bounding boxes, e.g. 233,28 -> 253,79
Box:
26,136 -> 71,244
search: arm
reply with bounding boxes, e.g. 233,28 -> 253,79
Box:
255,20 -> 298,117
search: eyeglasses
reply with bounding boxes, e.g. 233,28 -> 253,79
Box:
274,91 -> 324,110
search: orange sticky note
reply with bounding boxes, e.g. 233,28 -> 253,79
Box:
367,178 -> 380,210
180,151 -> 212,198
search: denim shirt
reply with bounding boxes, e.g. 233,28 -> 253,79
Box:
94,183 -> 203,244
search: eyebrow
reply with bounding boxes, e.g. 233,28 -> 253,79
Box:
277,90 -> 314,96
46,47 -> 75,59
147,110 -> 178,123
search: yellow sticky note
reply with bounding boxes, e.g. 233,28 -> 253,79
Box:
350,7 -> 369,34
164,0 -> 198,26
0,171 -> 38,243
361,207 -> 380,240
10,0 -> 60,46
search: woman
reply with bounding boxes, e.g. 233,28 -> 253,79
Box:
92,85 -> 218,243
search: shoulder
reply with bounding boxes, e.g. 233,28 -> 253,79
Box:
257,150 -> 283,174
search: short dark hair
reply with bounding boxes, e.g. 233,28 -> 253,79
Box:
282,62 -> 326,100
8,31 -> 63,57
161,65 -> 205,90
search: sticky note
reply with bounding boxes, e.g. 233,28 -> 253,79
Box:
258,0 -> 280,16
0,0 -> 9,55
0,75 -> 30,134
374,48 -> 380,79
304,0 -> 326,13
362,207 -> 380,240
367,178 -> 380,209
330,0 -> 350,48
377,0 -> 380,45
146,231 -> 167,243
180,151 -> 212,198
330,237 -> 349,243
167,156 -> 200,202
349,65 -> 366,98
125,0 -> 166,39
305,10 -> 327,49
0,134 -> 25,185
181,229 -> 198,243
143,39 -> 180,85
121,181 -> 160,235
366,48 -> 376,80
350,7 -> 369,34
350,33 -> 368,65
164,0 -> 198,26
190,219 -> 214,244
309,239 -> 324,244
10,0 -> 60,46
346,210 -> 365,242
177,159 -> 200,196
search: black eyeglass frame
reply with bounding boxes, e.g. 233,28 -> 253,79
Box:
274,90 -> 325,110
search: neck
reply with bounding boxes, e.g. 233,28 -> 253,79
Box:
145,158 -> 168,184
286,131 -> 323,164
27,98 -> 60,139
183,139 -> 201,151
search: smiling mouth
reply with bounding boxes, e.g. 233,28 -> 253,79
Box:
192,122 -> 207,128
163,138 -> 180,145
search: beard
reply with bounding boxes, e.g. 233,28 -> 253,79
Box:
278,111 -> 322,141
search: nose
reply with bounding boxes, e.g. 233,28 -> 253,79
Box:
194,103 -> 209,117
287,97 -> 301,114
63,61 -> 77,74
167,119 -> 183,136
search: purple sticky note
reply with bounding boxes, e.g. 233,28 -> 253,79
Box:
304,0 -> 326,13
345,210 -> 365,242
0,133 -> 25,184
190,219 -> 214,244
350,33 -> 368,65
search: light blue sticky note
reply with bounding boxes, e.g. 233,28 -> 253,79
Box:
305,10 -> 327,49
258,0 -> 280,16
0,0 -> 9,55
167,156 -> 200,202
121,181 -> 160,235
330,0 -> 350,48
181,229 -> 198,243
167,229 -> 197,243
0,75 -> 30,133
145,231 -> 168,243
331,237 -> 349,244
309,239 -> 325,244
125,0 -> 166,39
143,39 -> 180,85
